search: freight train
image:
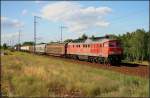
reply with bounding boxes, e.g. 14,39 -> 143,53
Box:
15,36 -> 123,65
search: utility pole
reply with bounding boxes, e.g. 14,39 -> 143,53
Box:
18,29 -> 21,51
12,35 -> 14,47
34,16 -> 41,53
34,16 -> 36,53
19,30 -> 20,45
60,25 -> 67,43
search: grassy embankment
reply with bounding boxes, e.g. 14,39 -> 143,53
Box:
1,50 -> 149,97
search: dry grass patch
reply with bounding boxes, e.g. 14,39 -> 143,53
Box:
23,66 -> 48,80
1,51 -> 149,97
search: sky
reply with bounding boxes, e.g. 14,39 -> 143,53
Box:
1,1 -> 149,46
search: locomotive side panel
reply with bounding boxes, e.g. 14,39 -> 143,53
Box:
67,43 -> 91,56
67,43 -> 102,56
101,41 -> 109,57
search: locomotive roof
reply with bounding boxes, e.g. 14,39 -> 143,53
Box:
46,42 -> 66,45
71,36 -> 110,42
68,37 -> 116,44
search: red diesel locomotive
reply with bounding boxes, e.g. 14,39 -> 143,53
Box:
67,37 -> 123,64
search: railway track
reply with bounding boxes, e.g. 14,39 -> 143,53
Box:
42,54 -> 149,79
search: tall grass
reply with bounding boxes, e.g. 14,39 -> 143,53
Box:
1,50 -> 149,97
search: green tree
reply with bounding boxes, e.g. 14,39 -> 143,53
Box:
22,41 -> 35,45
119,29 -> 148,62
80,34 -> 88,40
134,29 -> 145,61
91,35 -> 95,40
146,31 -> 150,61
64,39 -> 74,43
3,43 -> 8,49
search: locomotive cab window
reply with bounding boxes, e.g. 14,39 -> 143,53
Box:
116,42 -> 121,47
109,42 -> 115,47
109,41 -> 117,47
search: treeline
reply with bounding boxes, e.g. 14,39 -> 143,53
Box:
117,29 -> 150,62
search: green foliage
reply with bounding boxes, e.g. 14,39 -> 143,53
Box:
38,42 -> 46,44
22,41 -> 35,45
73,34 -> 88,42
64,39 -> 74,43
2,43 -> 8,49
119,29 -> 149,61
91,35 -> 95,40
146,31 -> 150,60
80,34 -> 88,40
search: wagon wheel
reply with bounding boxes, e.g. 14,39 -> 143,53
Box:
90,58 -> 94,63
104,58 -> 110,67
88,57 -> 93,63
94,58 -> 98,63
98,57 -> 104,64
88,57 -> 92,62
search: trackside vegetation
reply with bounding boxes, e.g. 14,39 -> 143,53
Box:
117,29 -> 150,62
1,50 -> 149,97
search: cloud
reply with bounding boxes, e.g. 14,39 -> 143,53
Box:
41,2 -> 112,34
2,32 -> 19,38
1,16 -> 8,21
1,32 -> 24,46
35,1 -> 41,4
22,9 -> 28,15
1,16 -> 24,28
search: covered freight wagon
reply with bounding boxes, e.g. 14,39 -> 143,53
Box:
46,43 -> 67,56
35,44 -> 46,54
20,46 -> 30,52
29,45 -> 34,53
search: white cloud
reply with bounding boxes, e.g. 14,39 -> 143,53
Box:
22,9 -> 28,15
35,1 -> 41,4
2,32 -> 19,38
1,16 -> 8,21
41,2 -> 112,34
1,16 -> 24,28
1,32 -> 19,45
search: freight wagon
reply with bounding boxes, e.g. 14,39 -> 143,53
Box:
35,44 -> 46,54
20,46 -> 30,52
46,43 -> 67,56
29,45 -> 34,53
